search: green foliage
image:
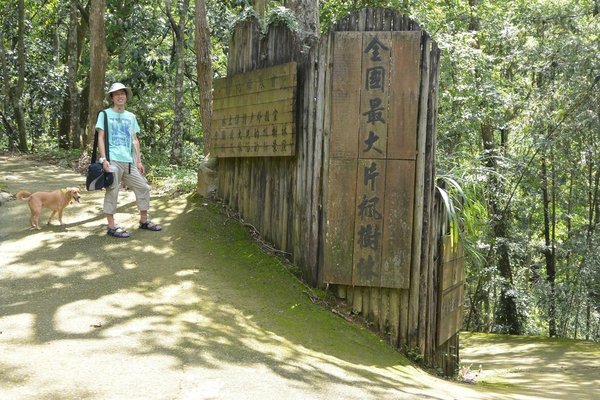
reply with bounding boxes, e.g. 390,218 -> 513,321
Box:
319,0 -> 411,32
266,6 -> 298,32
145,163 -> 198,193
404,345 -> 424,364
423,0 -> 600,339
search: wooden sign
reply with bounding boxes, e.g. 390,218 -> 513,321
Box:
437,235 -> 465,345
324,31 -> 421,289
209,62 -> 297,157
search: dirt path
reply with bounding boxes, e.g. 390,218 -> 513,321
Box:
460,332 -> 600,399
1,154 -> 598,400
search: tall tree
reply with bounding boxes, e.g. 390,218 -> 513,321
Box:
469,0 -> 522,334
194,0 -> 212,155
254,0 -> 267,20
66,0 -> 80,149
540,148 -> 557,336
13,0 -> 27,151
284,0 -> 319,40
166,0 -> 189,165
87,0 -> 107,147
0,29 -> 16,150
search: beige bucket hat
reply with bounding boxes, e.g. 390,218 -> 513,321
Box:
106,82 -> 133,101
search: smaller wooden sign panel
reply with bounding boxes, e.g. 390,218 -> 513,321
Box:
210,62 -> 297,157
437,235 -> 465,345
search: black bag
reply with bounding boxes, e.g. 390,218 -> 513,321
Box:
86,111 -> 114,191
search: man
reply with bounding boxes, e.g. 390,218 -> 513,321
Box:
95,82 -> 162,238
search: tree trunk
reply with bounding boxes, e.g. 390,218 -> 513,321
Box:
87,0 -> 107,147
194,0 -> 212,155
60,0 -> 79,150
15,0 -> 27,152
68,0 -> 83,149
470,0 -> 521,335
284,0 -> 319,40
0,31 -> 17,150
166,0 -> 189,166
541,150 -> 557,337
253,0 -> 267,20
481,123 -> 522,334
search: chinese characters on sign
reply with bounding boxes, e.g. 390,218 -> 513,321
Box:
324,31 -> 422,289
353,35 -> 391,286
209,62 -> 297,157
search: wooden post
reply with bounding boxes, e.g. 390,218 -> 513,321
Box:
408,34 -> 430,349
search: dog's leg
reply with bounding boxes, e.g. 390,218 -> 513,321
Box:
31,213 -> 41,230
57,209 -> 64,225
48,210 -> 57,225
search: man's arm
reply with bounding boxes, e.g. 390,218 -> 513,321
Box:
133,134 -> 145,174
97,129 -> 109,171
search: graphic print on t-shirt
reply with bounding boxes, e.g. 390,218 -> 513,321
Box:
111,116 -> 132,147
108,114 -> 134,163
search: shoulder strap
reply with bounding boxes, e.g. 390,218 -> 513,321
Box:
91,122 -> 99,163
103,110 -> 110,161
91,110 -> 110,163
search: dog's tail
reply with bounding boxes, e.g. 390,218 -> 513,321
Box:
16,190 -> 32,202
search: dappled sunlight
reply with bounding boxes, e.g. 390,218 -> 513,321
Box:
1,156 -> 488,400
0,313 -> 36,342
461,332 -> 600,399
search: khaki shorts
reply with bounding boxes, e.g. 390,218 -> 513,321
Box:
103,161 -> 150,214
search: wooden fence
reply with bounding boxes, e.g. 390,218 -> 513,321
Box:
210,7 -> 461,376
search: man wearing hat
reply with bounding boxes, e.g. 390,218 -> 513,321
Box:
95,82 -> 162,238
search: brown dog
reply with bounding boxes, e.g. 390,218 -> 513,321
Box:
16,187 -> 81,229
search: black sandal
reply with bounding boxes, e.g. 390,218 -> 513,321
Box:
139,221 -> 162,231
107,226 -> 130,238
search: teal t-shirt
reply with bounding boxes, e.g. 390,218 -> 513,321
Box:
95,108 -> 140,163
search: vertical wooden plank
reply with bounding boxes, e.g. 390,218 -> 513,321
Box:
336,285 -> 347,299
370,287 -> 381,331
320,31 -> 335,285
389,289 -> 400,347
362,287 -> 371,322
353,159 -> 386,286
323,159 -> 357,285
331,32 -> 362,159
381,159 -> 414,289
383,9 -> 393,31
280,164 -> 289,253
358,9 -> 367,31
388,31 -> 421,160
293,58 -> 307,272
408,34 -> 430,348
312,41 -> 327,286
302,54 -> 315,284
421,41 -> 441,358
400,289 -> 409,346
347,286 -> 354,306
352,287 -> 363,314
427,199 -> 440,361
380,287 -> 390,335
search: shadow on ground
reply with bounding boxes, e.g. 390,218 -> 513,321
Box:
6,154 -> 597,399
2,154 -> 481,400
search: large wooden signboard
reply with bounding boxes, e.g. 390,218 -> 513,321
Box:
210,62 -> 297,157
437,235 -> 465,345
324,31 -> 421,289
